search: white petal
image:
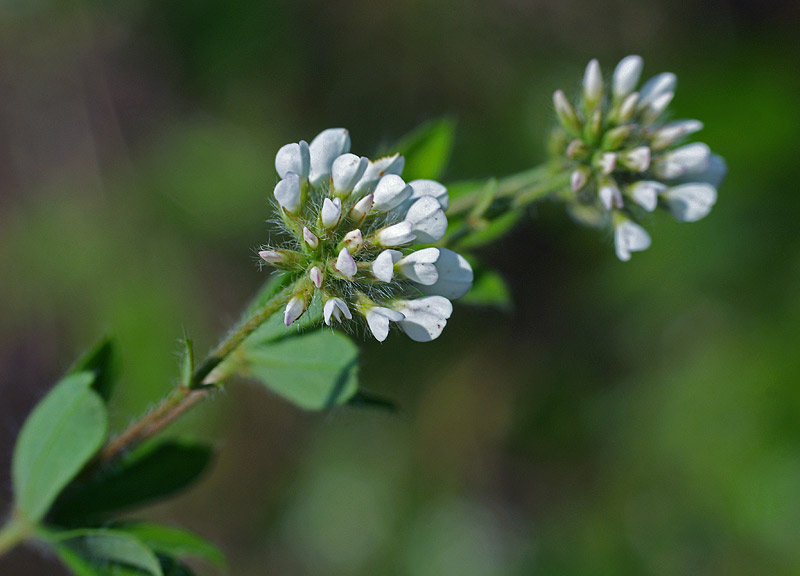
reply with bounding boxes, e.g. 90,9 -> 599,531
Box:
332,154 -> 369,194
374,221 -> 416,247
284,295 -> 305,326
407,179 -> 449,210
273,173 -> 302,214
628,181 -> 665,212
616,92 -> 639,123
309,128 -> 350,186
394,296 -> 453,342
404,196 -> 448,244
342,229 -> 364,253
638,72 -> 676,109
599,152 -> 617,175
673,153 -> 727,188
350,193 -> 374,220
275,141 -> 310,181
365,307 -> 404,342
663,183 -> 717,222
303,227 -> 319,249
599,184 -> 622,211
323,297 -> 352,326
612,55 -> 643,98
258,250 -> 284,264
353,154 -> 405,194
372,174 -> 412,211
582,59 -> 603,104
321,197 -> 342,228
622,146 -> 651,172
643,91 -> 674,123
335,247 -> 357,279
419,248 -> 473,300
614,220 -> 651,262
397,247 -> 440,285
371,249 -> 402,282
652,119 -> 704,149
309,266 -> 323,288
656,142 -> 711,180
571,168 -> 589,192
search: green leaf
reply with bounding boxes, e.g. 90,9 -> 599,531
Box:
348,390 -> 399,412
12,372 -> 108,524
49,440 -> 213,524
69,336 -> 117,402
50,529 -> 163,576
390,118 -> 456,181
455,209 -> 524,250
460,266 -> 512,310
242,289 -> 323,346
235,329 -> 359,410
115,523 -> 225,568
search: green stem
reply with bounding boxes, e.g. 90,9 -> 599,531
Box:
0,513 -> 31,557
91,283 -> 295,469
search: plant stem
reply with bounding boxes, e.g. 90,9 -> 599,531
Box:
92,283 -> 294,469
0,514 -> 31,557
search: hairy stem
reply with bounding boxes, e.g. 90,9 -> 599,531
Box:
92,283 -> 294,469
0,514 -> 31,557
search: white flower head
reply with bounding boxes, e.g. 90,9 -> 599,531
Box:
549,56 -> 725,261
260,128 -> 472,341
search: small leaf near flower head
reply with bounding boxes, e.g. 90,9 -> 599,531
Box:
275,140 -> 310,181
393,296 -> 453,342
628,181 -> 665,212
284,295 -> 306,326
309,128 -> 350,185
614,219 -> 651,261
366,307 -> 405,342
274,173 -> 302,214
663,183 -> 717,222
612,55 -> 643,99
417,248 -> 473,300
404,196 -> 448,244
371,249 -> 402,282
321,197 -> 342,229
323,297 -> 352,326
656,142 -> 711,179
374,221 -> 416,247
397,247 -> 440,285
638,72 -> 676,110
332,153 -> 368,195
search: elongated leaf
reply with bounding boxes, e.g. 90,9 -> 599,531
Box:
12,372 -> 108,523
50,440 -> 213,524
56,545 -> 193,576
460,267 -> 512,310
69,336 -> 117,402
117,523 -> 225,568
180,337 -> 194,388
390,118 -> 456,181
348,390 -> 399,412
455,209 -> 524,249
51,529 -> 162,576
235,329 -> 359,410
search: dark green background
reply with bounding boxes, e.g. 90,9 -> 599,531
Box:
1,0 -> 799,574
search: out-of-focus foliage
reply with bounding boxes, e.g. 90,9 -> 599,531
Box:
1,0 -> 799,575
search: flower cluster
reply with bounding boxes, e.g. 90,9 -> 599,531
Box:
259,128 -> 473,342
550,55 -> 726,261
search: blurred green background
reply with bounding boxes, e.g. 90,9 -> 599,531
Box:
1,0 -> 799,574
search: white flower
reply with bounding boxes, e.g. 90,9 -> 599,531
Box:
365,307 -> 405,342
396,247 -> 440,285
353,154 -> 405,194
371,249 -> 402,282
614,219 -> 651,262
612,55 -> 643,99
275,141 -> 310,181
374,221 -> 415,247
324,297 -> 352,326
655,142 -> 711,180
332,154 -> 368,195
404,196 -> 448,244
308,128 -> 350,186
321,197 -> 342,229
662,183 -> 717,222
393,296 -> 453,342
334,247 -> 357,279
637,72 -> 676,110
273,172 -> 302,214
628,181 -> 665,212
372,174 -> 412,211
582,59 -> 603,106
406,179 -> 449,210
417,248 -> 473,299
284,295 -> 306,326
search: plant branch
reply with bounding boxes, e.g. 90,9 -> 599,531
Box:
0,513 -> 30,558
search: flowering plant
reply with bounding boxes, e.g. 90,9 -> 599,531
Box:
0,56 -> 724,575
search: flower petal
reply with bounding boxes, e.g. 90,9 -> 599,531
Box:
321,197 -> 342,229
407,179 -> 449,210
656,142 -> 711,180
365,307 -> 404,342
404,196 -> 448,244
273,172 -> 302,214
332,153 -> 369,195
284,295 -> 306,326
353,154 -> 405,194
663,183 -> 717,222
309,128 -> 350,185
374,221 -> 415,247
418,248 -> 473,299
275,141 -> 310,181
394,296 -> 453,342
323,297 -> 352,326
335,247 -> 357,279
612,55 -> 643,99
371,249 -> 402,282
614,219 -> 651,262
638,72 -> 676,110
373,174 -> 412,211
397,247 -> 440,285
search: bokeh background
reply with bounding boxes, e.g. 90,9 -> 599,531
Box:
1,0 -> 799,574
